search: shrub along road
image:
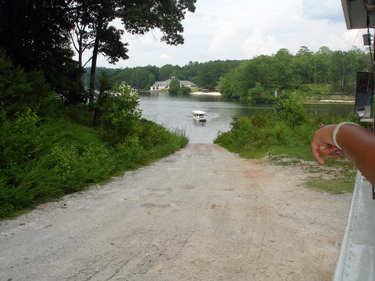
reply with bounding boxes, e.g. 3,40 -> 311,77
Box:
0,144 -> 351,280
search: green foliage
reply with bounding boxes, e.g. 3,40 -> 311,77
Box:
83,60 -> 242,91
274,97 -> 308,127
218,45 -> 367,101
248,83 -> 275,103
0,49 -> 52,116
115,135 -> 144,166
215,112 -> 290,158
45,142 -> 114,193
197,61 -> 239,90
0,108 -> 42,168
179,86 -> 192,95
0,115 -> 188,218
215,100 -> 351,160
0,1 -> 84,102
79,0 -> 197,95
0,60 -> 187,218
299,85 -> 312,92
92,70 -> 115,126
168,77 -> 180,94
104,83 -> 142,143
147,73 -> 156,89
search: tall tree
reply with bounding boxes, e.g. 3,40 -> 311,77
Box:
0,0 -> 85,104
72,0 -> 196,100
197,61 -> 230,90
168,77 -> 180,94
295,46 -> 313,57
147,73 -> 156,89
159,64 -> 176,81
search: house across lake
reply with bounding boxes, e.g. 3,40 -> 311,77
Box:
150,78 -> 197,91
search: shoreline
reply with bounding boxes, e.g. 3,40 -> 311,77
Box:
304,99 -> 355,104
319,99 -> 354,103
190,91 -> 221,96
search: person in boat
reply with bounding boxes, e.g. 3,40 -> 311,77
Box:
311,122 -> 375,187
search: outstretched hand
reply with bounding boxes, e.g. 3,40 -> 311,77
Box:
310,124 -> 344,165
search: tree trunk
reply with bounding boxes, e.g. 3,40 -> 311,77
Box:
89,21 -> 102,105
78,30 -> 83,68
89,38 -> 99,103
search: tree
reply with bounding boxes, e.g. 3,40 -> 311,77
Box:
241,55 -> 280,93
72,0 -> 197,100
70,0 -> 129,103
249,83 -> 267,103
329,50 -> 352,91
275,48 -> 293,64
295,46 -> 313,57
0,49 -> 51,116
328,48 -> 366,94
168,77 -> 180,94
0,0 -> 85,104
147,73 -> 156,89
197,61 -> 230,90
159,64 -> 176,81
130,67 -> 150,89
218,73 -> 233,97
146,65 -> 160,81
316,46 -> 332,55
275,97 -> 308,127
92,69 -> 115,126
291,55 -> 313,84
105,82 -> 142,142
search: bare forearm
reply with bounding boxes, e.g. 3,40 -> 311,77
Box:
336,124 -> 375,185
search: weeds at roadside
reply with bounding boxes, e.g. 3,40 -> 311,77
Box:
267,150 -> 356,194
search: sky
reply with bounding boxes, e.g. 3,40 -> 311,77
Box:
81,0 -> 368,69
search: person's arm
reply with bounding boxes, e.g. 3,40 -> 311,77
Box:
311,123 -> 375,186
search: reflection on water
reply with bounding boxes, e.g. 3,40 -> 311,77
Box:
137,92 -> 353,143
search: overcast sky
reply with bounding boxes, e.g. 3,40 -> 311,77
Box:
84,0 -> 368,69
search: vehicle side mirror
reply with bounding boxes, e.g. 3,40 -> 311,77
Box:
354,71 -> 374,119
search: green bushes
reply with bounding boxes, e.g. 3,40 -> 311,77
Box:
0,109 -> 42,168
168,77 -> 180,94
214,97 -> 352,158
179,87 -> 192,95
274,97 -> 307,127
0,114 -> 188,218
103,83 -> 142,144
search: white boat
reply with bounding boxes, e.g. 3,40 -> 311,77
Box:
193,110 -> 206,122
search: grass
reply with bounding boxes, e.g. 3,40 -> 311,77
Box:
305,176 -> 355,194
308,83 -> 334,95
267,145 -> 356,194
190,87 -> 201,92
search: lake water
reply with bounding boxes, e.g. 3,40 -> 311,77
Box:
137,92 -> 353,143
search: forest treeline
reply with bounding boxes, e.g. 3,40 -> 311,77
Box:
219,46 -> 368,102
82,60 -> 243,92
86,45 -> 369,102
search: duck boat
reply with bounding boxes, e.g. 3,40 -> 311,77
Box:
193,110 -> 206,122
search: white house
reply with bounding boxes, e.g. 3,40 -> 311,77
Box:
150,78 -> 197,90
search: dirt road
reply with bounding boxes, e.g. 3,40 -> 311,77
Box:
0,144 -> 351,280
